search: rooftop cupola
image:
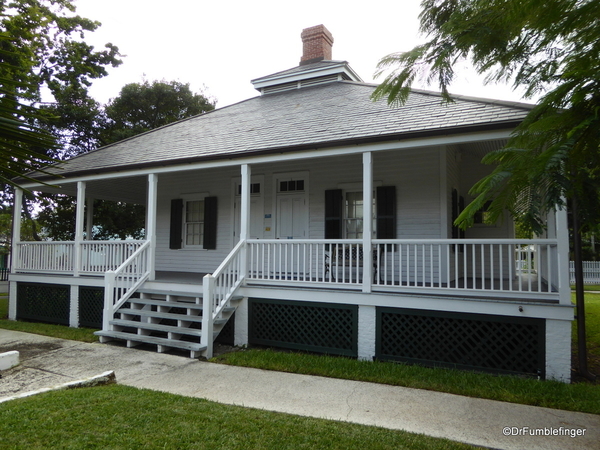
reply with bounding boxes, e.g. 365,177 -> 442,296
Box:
251,24 -> 363,95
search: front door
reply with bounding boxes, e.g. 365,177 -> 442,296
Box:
276,194 -> 307,239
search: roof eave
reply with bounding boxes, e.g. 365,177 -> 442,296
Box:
25,119 -> 522,185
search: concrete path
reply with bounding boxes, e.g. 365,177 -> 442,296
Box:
1,329 -> 598,450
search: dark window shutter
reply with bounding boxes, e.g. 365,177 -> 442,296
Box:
376,186 -> 396,239
459,196 -> 465,239
324,189 -> 343,239
452,189 -> 459,239
169,199 -> 183,249
203,196 -> 218,250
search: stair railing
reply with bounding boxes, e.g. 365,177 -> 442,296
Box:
102,240 -> 151,331
202,239 -> 246,358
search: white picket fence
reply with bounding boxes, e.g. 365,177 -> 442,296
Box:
570,261 -> 600,284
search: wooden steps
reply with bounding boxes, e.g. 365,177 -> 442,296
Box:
94,291 -> 242,358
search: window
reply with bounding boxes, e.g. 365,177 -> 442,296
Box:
278,179 -> 305,193
169,196 -> 217,250
344,191 -> 376,239
325,186 -> 395,240
185,200 -> 204,246
237,183 -> 261,195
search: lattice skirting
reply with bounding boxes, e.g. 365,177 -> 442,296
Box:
376,307 -> 546,378
17,282 -> 70,325
79,287 -> 104,328
248,299 -> 358,357
15,283 -> 104,328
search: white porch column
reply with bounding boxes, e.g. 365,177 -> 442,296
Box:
362,152 -> 373,293
10,187 -> 23,275
85,197 -> 94,239
8,188 -> 23,320
73,181 -> 86,277
555,205 -> 570,305
240,165 -> 251,282
146,174 -> 158,281
240,164 -> 251,241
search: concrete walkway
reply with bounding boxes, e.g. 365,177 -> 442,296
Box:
0,329 -> 598,450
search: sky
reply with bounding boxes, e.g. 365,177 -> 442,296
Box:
73,0 -> 531,109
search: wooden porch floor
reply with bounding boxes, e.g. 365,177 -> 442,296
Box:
154,271 -> 207,285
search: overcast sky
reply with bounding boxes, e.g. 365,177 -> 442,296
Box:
74,0 -> 530,108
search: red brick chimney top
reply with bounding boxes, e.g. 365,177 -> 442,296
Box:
300,25 -> 334,66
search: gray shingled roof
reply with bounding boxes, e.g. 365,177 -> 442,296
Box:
40,80 -> 532,180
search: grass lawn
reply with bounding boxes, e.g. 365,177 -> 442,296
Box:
0,384 -> 474,450
2,289 -> 600,417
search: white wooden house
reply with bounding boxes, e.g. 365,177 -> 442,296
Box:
9,25 -> 573,381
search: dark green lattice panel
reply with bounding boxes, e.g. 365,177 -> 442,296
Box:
376,308 -> 545,378
17,282 -> 70,325
79,287 -> 104,328
249,299 -> 358,356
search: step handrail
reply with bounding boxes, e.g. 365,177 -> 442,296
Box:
102,240 -> 151,331
202,239 -> 246,357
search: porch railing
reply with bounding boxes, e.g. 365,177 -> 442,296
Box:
245,239 -> 560,297
81,241 -> 147,274
102,241 -> 151,330
15,242 -> 75,273
14,240 -> 146,275
202,239 -> 246,358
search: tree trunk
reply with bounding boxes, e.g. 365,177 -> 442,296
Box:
572,197 -> 597,381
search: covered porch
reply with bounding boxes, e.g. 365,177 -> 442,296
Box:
8,142 -> 572,371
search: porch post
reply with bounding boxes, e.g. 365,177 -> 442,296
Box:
10,187 -> 23,275
240,164 -> 251,240
146,174 -> 158,281
8,188 -> 23,320
240,164 -> 251,281
85,197 -> 94,239
362,152 -> 373,293
555,205 -> 571,305
74,181 -> 86,277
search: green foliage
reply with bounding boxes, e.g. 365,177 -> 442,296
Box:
372,0 -> 600,233
102,79 -> 215,144
0,0 -> 121,161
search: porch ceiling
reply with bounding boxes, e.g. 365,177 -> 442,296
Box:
38,175 -> 147,204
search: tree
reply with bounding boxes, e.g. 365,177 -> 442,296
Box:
0,0 -> 121,160
372,0 -> 599,380
0,0 -> 122,246
35,79 -> 216,240
102,79 -> 215,143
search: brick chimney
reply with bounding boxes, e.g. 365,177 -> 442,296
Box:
300,25 -> 334,65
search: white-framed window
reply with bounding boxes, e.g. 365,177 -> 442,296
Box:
343,191 -> 376,239
184,199 -> 205,246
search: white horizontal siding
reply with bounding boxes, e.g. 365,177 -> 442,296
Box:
151,145 -> 513,274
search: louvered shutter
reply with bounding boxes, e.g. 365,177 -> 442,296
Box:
203,196 -> 218,250
169,199 -> 183,249
376,186 -> 396,239
324,189 -> 343,238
